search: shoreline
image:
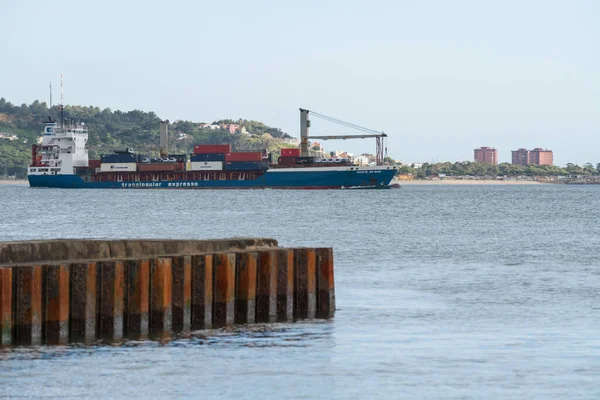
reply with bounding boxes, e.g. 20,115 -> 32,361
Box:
0,180 -> 28,185
396,179 -> 548,185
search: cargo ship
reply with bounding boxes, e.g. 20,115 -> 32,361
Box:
28,111 -> 397,189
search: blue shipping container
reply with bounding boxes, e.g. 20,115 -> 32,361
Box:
101,154 -> 136,163
190,153 -> 225,162
224,161 -> 266,171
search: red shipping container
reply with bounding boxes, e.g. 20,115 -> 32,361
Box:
281,148 -> 300,157
225,152 -> 262,162
194,144 -> 231,154
138,163 -> 177,172
88,159 -> 101,169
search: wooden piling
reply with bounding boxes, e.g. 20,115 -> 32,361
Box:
294,248 -> 317,320
149,258 -> 172,335
235,252 -> 257,324
256,250 -> 277,323
13,265 -> 42,345
0,239 -> 334,346
316,248 -> 336,318
212,253 -> 236,327
0,267 -> 12,345
69,262 -> 97,343
276,249 -> 294,321
172,256 -> 191,332
98,261 -> 125,341
43,264 -> 70,345
191,254 -> 213,330
125,259 -> 149,338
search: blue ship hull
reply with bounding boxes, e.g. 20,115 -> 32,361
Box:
28,167 -> 397,189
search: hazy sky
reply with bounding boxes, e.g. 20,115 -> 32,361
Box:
2,0 -> 598,165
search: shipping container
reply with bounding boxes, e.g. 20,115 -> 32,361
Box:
100,163 -> 137,173
74,166 -> 93,175
224,161 -> 266,171
101,153 -> 136,163
88,160 -> 101,169
138,163 -> 182,172
296,157 -> 314,165
190,153 -> 225,162
189,161 -> 223,171
281,148 -> 301,157
193,144 -> 231,154
277,156 -> 297,166
225,152 -> 262,162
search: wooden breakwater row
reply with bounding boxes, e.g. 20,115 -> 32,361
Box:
0,239 -> 335,346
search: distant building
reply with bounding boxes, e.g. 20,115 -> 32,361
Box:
0,133 -> 18,141
354,156 -> 370,165
511,148 -> 553,166
529,148 -> 553,165
512,148 -> 530,165
474,147 -> 498,164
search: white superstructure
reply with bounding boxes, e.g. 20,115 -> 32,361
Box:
28,119 -> 89,177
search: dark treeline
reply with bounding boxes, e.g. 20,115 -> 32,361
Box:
397,161 -> 600,178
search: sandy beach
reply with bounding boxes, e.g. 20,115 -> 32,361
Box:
0,180 -> 28,185
396,179 -> 547,185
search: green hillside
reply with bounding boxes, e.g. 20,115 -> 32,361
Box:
0,98 -> 296,178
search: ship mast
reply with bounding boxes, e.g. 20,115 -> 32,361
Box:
159,120 -> 169,157
60,73 -> 64,127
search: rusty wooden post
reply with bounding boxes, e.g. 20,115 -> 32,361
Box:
212,253 -> 236,327
316,248 -> 335,318
70,262 -> 97,343
98,261 -> 125,341
13,265 -> 43,345
172,256 -> 191,332
125,259 -> 150,338
294,248 -> 316,320
191,254 -> 213,330
276,249 -> 294,321
256,250 -> 277,323
0,267 -> 12,345
235,252 -> 257,324
149,258 -> 172,335
43,264 -> 70,345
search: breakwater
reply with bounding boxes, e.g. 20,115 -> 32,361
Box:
0,239 -> 335,346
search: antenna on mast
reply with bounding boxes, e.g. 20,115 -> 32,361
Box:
60,73 -> 64,126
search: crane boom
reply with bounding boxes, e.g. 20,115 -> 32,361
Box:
299,108 -> 388,164
309,134 -> 387,140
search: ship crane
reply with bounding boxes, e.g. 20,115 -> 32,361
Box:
299,108 -> 388,164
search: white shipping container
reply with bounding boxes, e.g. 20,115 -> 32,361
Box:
100,163 -> 137,173
189,161 -> 223,171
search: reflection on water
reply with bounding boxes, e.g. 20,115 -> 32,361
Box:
0,321 -> 334,362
